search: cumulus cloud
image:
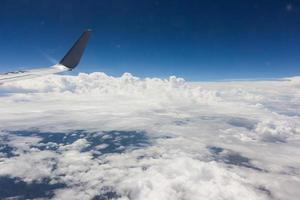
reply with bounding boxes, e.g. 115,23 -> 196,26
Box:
0,72 -> 300,200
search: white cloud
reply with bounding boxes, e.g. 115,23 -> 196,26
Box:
0,73 -> 300,200
0,150 -> 56,182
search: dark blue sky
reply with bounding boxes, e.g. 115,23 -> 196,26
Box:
0,0 -> 299,80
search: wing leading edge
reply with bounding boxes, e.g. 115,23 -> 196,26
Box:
0,30 -> 91,84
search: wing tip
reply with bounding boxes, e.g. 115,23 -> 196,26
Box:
59,30 -> 92,70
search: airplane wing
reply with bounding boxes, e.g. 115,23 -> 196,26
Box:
0,30 -> 91,84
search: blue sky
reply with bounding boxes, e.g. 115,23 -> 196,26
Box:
0,0 -> 299,80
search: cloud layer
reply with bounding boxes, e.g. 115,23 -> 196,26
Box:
0,73 -> 300,200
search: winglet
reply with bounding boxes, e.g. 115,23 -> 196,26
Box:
59,30 -> 92,70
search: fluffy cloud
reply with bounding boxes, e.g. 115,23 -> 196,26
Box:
0,73 -> 299,200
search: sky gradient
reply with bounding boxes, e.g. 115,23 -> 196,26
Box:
0,0 -> 299,80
